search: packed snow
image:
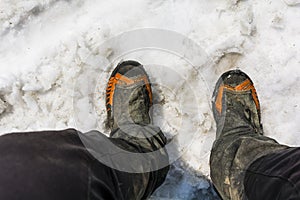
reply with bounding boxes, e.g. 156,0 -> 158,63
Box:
0,0 -> 299,199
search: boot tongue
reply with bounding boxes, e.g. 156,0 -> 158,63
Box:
216,90 -> 263,138
112,83 -> 151,131
129,84 -> 151,125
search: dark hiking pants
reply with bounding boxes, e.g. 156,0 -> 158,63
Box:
0,125 -> 169,200
210,125 -> 300,200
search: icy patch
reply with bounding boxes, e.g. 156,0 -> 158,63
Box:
151,161 -> 220,200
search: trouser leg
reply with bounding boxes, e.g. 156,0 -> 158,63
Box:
0,126 -> 169,200
210,128 -> 288,200
244,147 -> 300,200
0,129 -> 95,200
82,124 -> 170,200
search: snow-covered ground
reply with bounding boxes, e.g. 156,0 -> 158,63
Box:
0,0 -> 299,199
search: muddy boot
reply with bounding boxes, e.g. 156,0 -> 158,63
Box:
210,70 -> 288,200
212,69 -> 263,139
105,60 -> 153,134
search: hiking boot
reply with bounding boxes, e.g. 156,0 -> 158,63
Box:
212,69 -> 263,139
106,60 -> 153,131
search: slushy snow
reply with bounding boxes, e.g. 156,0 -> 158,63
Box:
0,0 -> 299,199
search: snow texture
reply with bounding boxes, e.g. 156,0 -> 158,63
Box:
0,0 -> 299,199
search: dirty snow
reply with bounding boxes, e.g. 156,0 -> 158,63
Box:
0,0 -> 299,199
